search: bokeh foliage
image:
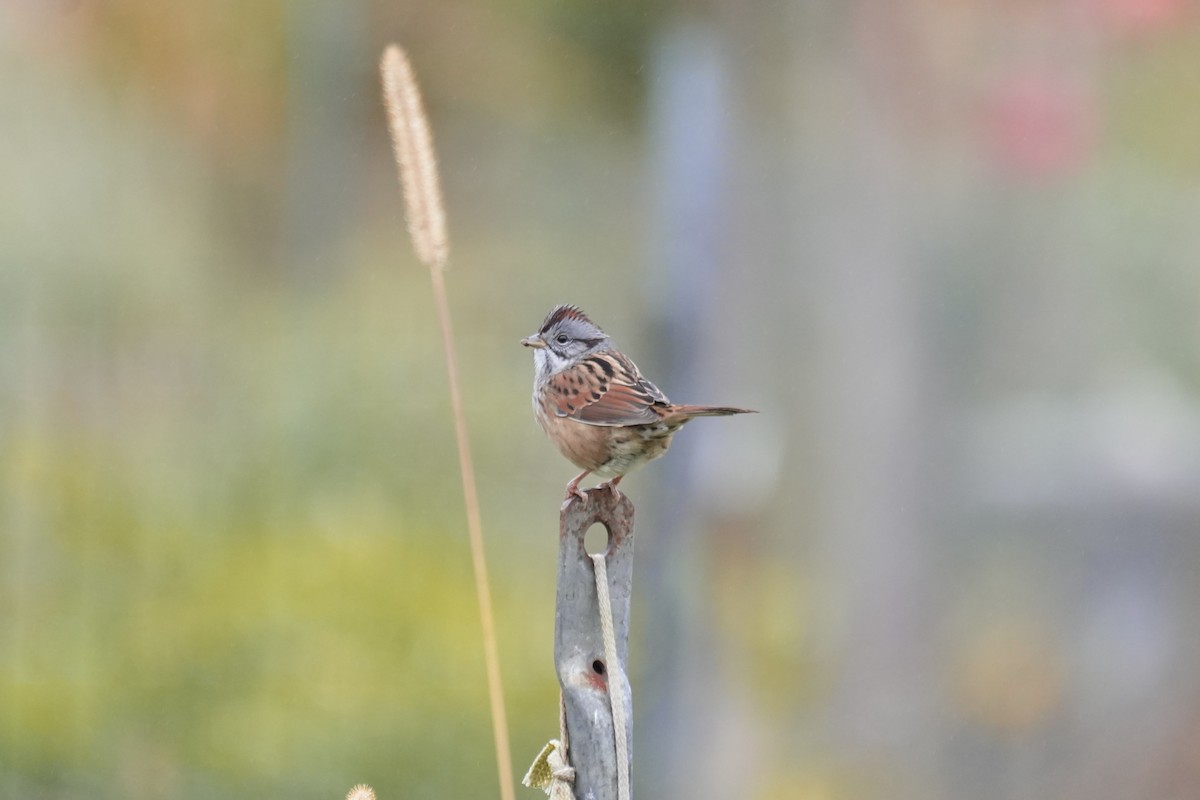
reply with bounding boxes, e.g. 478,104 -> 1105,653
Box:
6,2 -> 1200,799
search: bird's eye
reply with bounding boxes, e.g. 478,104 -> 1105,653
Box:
555,334 -> 569,345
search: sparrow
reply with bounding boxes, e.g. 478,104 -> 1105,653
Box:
522,304 -> 755,500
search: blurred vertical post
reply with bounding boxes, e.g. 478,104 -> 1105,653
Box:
645,2 -> 936,796
379,45 -> 515,800
283,0 -> 364,283
640,20 -> 731,799
802,3 -> 936,774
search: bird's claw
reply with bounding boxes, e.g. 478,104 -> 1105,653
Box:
597,479 -> 623,500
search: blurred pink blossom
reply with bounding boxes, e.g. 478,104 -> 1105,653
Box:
984,74 -> 1094,179
1096,0 -> 1187,36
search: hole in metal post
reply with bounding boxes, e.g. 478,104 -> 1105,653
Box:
592,659 -> 606,675
584,523 -> 608,555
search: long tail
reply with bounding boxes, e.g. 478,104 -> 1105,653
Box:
673,404 -> 757,418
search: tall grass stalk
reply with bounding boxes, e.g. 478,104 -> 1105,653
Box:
380,44 -> 515,800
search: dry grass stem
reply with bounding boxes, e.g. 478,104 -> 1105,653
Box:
379,44 -> 515,800
380,45 -> 449,269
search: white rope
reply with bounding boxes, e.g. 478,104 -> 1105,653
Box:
591,553 -> 630,800
559,690 -> 569,754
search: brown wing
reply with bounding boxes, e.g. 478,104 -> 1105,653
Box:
547,350 -> 670,427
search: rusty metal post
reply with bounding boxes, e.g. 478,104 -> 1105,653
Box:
556,489 -> 636,800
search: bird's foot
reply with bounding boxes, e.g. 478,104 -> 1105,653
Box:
597,476 -> 624,499
563,471 -> 591,503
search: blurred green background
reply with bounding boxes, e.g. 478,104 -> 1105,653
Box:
5,1 -> 1200,798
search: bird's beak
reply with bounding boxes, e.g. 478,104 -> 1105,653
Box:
521,334 -> 546,349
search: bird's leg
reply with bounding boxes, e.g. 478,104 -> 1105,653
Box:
598,475 -> 623,499
564,470 -> 591,502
